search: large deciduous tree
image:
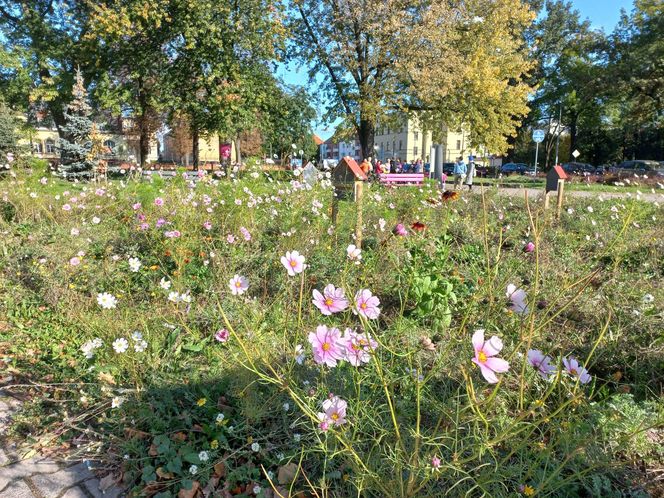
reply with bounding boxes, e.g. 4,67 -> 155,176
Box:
289,0 -> 534,159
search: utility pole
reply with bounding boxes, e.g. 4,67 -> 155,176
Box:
554,104 -> 562,166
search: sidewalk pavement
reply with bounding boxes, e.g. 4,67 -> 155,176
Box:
0,390 -> 123,498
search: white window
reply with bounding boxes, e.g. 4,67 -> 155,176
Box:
45,139 -> 55,154
103,140 -> 116,150
413,146 -> 418,157
414,131 -> 418,141
34,142 -> 43,154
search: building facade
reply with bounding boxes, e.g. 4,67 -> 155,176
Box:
20,120 -> 159,165
374,116 -> 476,164
320,137 -> 361,161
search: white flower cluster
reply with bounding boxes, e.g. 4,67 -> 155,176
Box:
81,338 -> 103,359
168,291 -> 192,303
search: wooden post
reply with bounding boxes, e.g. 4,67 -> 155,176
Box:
556,179 -> 565,219
544,192 -> 550,209
331,193 -> 339,226
354,180 -> 363,248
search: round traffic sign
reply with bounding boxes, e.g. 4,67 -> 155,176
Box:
532,130 -> 545,143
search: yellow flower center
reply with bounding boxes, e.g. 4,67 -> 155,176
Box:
324,298 -> 333,306
290,260 -> 297,267
361,303 -> 367,309
478,351 -> 487,363
570,368 -> 577,375
331,412 -> 339,420
322,342 -> 331,351
235,281 -> 241,287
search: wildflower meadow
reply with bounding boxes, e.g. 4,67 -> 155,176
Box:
1,162 -> 663,497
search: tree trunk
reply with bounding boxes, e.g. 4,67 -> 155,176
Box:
139,110 -> 150,169
234,138 -> 241,164
192,126 -> 199,169
568,113 -> 578,162
138,80 -> 149,168
358,117 -> 375,161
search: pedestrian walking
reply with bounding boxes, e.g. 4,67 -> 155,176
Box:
464,161 -> 476,190
453,156 -> 467,190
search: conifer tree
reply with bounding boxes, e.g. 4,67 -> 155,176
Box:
58,68 -> 97,176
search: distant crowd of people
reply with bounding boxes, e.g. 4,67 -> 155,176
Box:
359,157 -> 425,175
357,155 -> 476,191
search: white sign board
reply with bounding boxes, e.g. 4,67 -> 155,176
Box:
572,149 -> 580,158
532,130 -> 545,143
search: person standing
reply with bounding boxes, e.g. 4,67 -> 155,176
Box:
453,156 -> 467,190
464,160 -> 476,190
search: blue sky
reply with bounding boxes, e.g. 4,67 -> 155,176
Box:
284,0 -> 635,139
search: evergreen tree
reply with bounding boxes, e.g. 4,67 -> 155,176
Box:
0,100 -> 19,161
58,69 -> 97,175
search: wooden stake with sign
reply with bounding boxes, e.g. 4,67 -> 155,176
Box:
331,156 -> 368,248
544,165 -> 568,218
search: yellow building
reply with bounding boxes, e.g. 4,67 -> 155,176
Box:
374,115 -> 478,164
19,122 -> 158,164
161,131 -> 237,166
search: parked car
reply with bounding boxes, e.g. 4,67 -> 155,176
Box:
442,162 -> 456,175
610,160 -> 664,177
561,162 -> 597,175
524,166 -> 537,176
500,163 -> 528,175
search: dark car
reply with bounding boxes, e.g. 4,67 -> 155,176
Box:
442,162 -> 456,175
561,162 -> 597,175
610,160 -> 664,177
500,163 -> 528,175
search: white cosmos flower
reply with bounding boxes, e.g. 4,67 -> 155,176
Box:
97,292 -> 118,309
159,278 -> 171,290
111,397 -> 123,408
128,257 -> 141,272
112,338 -> 129,353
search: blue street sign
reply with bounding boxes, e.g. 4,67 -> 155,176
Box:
532,130 -> 545,143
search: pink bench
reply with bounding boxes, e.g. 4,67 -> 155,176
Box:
379,173 -> 424,186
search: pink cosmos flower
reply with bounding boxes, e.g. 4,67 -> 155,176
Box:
393,223 -> 407,236
240,227 -> 251,241
506,284 -> 529,315
346,244 -> 362,263
164,230 -> 181,238
317,395 -> 347,427
562,356 -> 591,384
156,218 -> 166,228
431,456 -> 441,470
318,420 -> 329,432
139,223 -> 149,231
471,329 -> 510,384
62,204 -> 72,211
308,325 -> 344,367
227,234 -> 235,244
69,257 -> 81,266
132,202 -> 142,210
524,242 -> 535,253
203,221 -> 212,230
281,251 -> 306,276
154,197 -> 164,206
214,329 -> 230,342
340,328 -> 377,366
312,284 -> 348,315
527,349 -> 556,379
354,289 -> 381,319
229,275 -> 249,295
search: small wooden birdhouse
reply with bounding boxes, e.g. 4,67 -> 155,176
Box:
546,165 -> 568,193
332,156 -> 367,201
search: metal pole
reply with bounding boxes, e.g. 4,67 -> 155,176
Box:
534,142 -> 539,175
554,104 -> 562,166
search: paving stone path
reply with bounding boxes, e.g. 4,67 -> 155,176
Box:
0,390 -> 123,498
